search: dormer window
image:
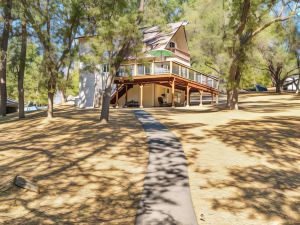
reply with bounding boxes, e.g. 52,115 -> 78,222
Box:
169,41 -> 176,48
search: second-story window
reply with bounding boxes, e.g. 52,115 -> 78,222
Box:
102,64 -> 109,73
169,41 -> 176,48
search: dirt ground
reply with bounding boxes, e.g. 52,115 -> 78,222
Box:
147,93 -> 300,225
0,107 -> 148,224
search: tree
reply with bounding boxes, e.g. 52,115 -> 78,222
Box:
84,0 -> 184,123
57,48 -> 78,104
18,15 -> 27,118
21,0 -> 83,118
182,0 -> 228,76
0,0 -> 12,117
224,0 -> 299,109
253,25 -> 298,93
83,0 -> 148,123
288,20 -> 300,93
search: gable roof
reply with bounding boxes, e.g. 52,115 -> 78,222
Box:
76,21 -> 189,58
141,21 -> 188,52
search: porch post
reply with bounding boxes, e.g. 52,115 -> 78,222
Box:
199,90 -> 203,106
211,92 -> 214,105
115,84 -> 119,108
186,85 -> 190,107
140,84 -> 144,108
172,78 -> 175,107
125,84 -> 128,104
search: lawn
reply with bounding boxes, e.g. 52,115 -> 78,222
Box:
1,94 -> 300,225
147,93 -> 300,225
0,107 -> 148,224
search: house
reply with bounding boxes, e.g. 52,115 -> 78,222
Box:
6,98 -> 18,114
77,21 -> 219,108
283,75 -> 300,91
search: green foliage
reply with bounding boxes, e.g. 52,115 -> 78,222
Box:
7,40 -> 47,105
182,0 -> 299,92
182,0 -> 229,78
252,24 -> 297,85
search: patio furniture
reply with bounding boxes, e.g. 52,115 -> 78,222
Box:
158,97 -> 172,107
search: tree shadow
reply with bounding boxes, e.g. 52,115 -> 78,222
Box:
134,111 -> 198,225
204,116 -> 300,223
0,106 -> 148,224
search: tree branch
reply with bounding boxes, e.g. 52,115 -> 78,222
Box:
251,14 -> 296,39
236,0 -> 251,35
204,61 -> 222,75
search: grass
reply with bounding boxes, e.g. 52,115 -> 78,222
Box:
146,93 -> 300,225
1,94 -> 300,225
0,106 -> 148,224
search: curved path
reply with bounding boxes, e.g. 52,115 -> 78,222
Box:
134,110 -> 198,225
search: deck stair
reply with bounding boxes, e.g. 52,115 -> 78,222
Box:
110,84 -> 133,105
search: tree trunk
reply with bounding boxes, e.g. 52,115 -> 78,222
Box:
61,90 -> 67,104
296,73 -> 300,94
296,53 -> 300,94
18,19 -> 27,119
60,60 -> 72,104
46,64 -> 56,118
275,81 -> 281,93
47,91 -> 54,118
0,0 -> 12,117
272,69 -> 282,94
227,56 -> 241,110
100,71 -> 114,124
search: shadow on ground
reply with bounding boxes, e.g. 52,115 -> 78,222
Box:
0,106 -> 148,224
147,94 -> 300,225
204,116 -> 300,224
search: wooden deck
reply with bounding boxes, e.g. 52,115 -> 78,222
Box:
111,73 -> 219,108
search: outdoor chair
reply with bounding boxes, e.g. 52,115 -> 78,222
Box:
158,97 -> 172,107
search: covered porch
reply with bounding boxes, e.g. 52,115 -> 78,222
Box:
111,74 -> 219,108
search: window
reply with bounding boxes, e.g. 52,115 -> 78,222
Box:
172,63 -> 180,75
181,67 -> 187,78
102,64 -> 109,73
137,65 -> 145,75
169,41 -> 176,48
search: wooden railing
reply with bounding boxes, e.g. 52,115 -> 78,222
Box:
166,47 -> 190,63
116,61 -> 219,89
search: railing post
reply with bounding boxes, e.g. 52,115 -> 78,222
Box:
186,86 -> 190,107
200,74 -> 203,84
179,65 -> 181,77
172,78 -> 175,107
125,84 -> 128,104
134,63 -> 137,76
194,71 -> 196,82
140,84 -> 144,108
151,60 -> 155,75
116,84 -> 119,108
199,90 -> 203,106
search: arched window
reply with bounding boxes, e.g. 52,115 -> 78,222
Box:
169,41 -> 176,48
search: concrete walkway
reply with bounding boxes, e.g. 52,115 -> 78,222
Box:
134,110 -> 198,225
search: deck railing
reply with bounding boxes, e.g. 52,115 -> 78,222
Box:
165,47 -> 190,63
116,61 -> 219,89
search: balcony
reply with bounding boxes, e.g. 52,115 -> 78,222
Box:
165,47 -> 190,63
116,61 -> 219,89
